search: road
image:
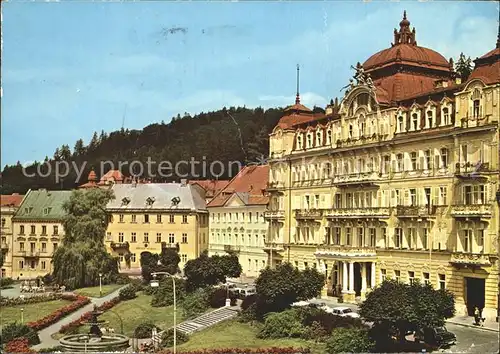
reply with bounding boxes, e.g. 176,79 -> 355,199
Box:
442,324 -> 499,353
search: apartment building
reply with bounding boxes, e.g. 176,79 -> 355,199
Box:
207,165 -> 269,278
105,180 -> 209,272
11,190 -> 72,279
1,193 -> 25,278
266,13 -> 499,320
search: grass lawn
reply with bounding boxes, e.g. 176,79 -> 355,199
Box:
178,320 -> 326,353
0,299 -> 72,328
74,284 -> 123,298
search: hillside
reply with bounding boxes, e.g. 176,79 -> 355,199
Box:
0,106 -> 285,194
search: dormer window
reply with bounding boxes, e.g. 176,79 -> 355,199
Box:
306,134 -> 312,148
316,131 -> 322,146
171,196 -> 181,206
426,111 -> 433,128
297,135 -> 303,150
473,100 -> 480,118
121,197 -> 131,206
326,130 -> 332,145
397,116 -> 404,133
43,207 -> 51,215
412,113 -> 419,131
348,125 -> 353,138
442,107 -> 450,125
25,207 -> 33,214
359,122 -> 366,137
146,197 -> 155,206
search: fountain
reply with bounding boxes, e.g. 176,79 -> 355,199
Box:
59,304 -> 130,352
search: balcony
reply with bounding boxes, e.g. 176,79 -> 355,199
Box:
396,205 -> 437,218
21,250 -> 40,258
264,210 -> 285,220
111,241 -> 130,250
450,252 -> 491,267
450,203 -> 492,219
161,242 -> 178,249
224,245 -> 241,253
332,171 -> 380,188
295,209 -> 323,219
266,181 -> 284,191
1,242 -> 8,250
325,207 -> 390,219
315,245 -> 377,259
454,162 -> 491,179
263,242 -> 285,252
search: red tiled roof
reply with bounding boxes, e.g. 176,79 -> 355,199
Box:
189,180 -> 230,198
277,113 -> 326,129
207,165 -> 269,208
100,170 -> 124,182
478,47 -> 500,60
1,193 -> 24,207
467,46 -> 500,86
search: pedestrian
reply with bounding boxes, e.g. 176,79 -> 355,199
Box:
479,307 -> 485,326
474,306 -> 480,326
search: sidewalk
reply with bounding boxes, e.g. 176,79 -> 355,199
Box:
446,315 -> 499,333
32,286 -> 127,350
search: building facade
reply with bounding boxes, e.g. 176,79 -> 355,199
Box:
207,165 -> 269,278
266,13 -> 499,320
1,194 -> 25,278
105,181 -> 209,272
10,190 -> 72,279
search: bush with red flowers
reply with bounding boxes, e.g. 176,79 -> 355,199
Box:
26,295 -> 90,331
157,348 -> 311,354
4,337 -> 36,353
59,296 -> 122,334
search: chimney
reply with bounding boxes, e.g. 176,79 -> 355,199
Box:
181,179 -> 187,187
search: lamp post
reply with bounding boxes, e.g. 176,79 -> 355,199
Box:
99,273 -> 103,297
20,308 -> 24,324
150,271 -> 176,354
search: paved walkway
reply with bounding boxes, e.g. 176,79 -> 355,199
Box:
32,286 -> 126,350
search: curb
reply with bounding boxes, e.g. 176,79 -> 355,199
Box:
446,320 -> 499,333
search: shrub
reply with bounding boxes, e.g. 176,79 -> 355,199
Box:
325,327 -> 375,354
114,274 -> 131,284
241,294 -> 257,310
160,328 -> 189,348
302,321 -> 328,341
299,306 -> 364,334
238,302 -> 259,323
5,337 -> 36,353
119,286 -> 137,300
181,289 -> 209,319
143,285 -> 158,296
37,345 -> 63,353
157,347 -> 311,354
257,310 -> 306,339
134,322 -> 158,339
0,322 -> 40,346
0,293 -> 66,307
208,287 -> 237,308
151,278 -> 186,307
0,277 -> 14,288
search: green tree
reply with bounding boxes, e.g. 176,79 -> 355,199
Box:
255,263 -> 325,313
51,189 -> 119,289
212,253 -> 242,278
159,247 -> 181,275
359,279 -> 455,343
140,251 -> 159,283
73,139 -> 86,156
326,327 -> 374,353
455,52 -> 473,81
60,145 -> 72,161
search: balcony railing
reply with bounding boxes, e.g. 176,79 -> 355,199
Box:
332,171 -> 380,187
315,245 -> 377,258
161,242 -> 178,249
20,250 -> 40,258
450,203 -> 492,218
111,242 -> 130,249
266,181 -> 285,191
224,245 -> 241,253
295,209 -> 323,219
396,205 -> 437,218
325,207 -> 390,218
450,252 -> 491,267
263,242 -> 285,252
264,210 -> 285,219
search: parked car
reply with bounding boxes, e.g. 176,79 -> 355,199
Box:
331,306 -> 360,318
291,300 -> 310,307
416,326 -> 456,347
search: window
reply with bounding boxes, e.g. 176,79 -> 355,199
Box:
349,125 -> 353,138
131,215 -> 137,223
144,214 -> 149,223
316,131 -> 322,145
423,272 -> 430,285
357,227 -> 364,247
143,233 -> 149,243
182,215 -> 188,224
360,122 -> 366,137
395,228 -> 403,248
398,116 -> 404,132
397,153 -> 404,171
118,233 -> 124,242
408,271 -> 415,284
394,270 -> 401,281
297,135 -> 303,149
426,111 -> 433,128
30,242 -> 35,252
131,232 -> 137,243
463,229 -> 472,252
119,253 -> 124,263
131,253 -> 136,263
381,269 -> 387,281
409,189 -> 417,206
307,134 -> 312,148
53,225 -> 59,235
30,225 -> 36,235
438,274 -> 446,290
412,113 -> 419,130
324,162 -> 332,179
424,150 -> 431,170
41,242 -> 47,252
346,227 -> 352,245
19,260 -> 24,269
20,225 -> 25,235
182,233 -> 188,244
41,225 -> 47,235
334,227 -> 341,245
53,243 -> 58,251
439,186 -> 447,205
156,214 -> 162,223
1,218 -> 5,228
440,148 -> 448,168
383,155 -> 391,174
304,262 -> 309,268
369,228 -> 376,247
168,233 -> 175,244
156,233 -> 162,243
169,215 -> 175,223
422,228 -> 428,249
327,130 -> 332,144
473,99 -> 480,118
119,214 -> 124,223
411,152 -> 418,170
442,107 -> 449,125
407,228 -> 416,249
463,185 -> 486,205
477,230 -> 484,253
382,228 -> 387,247
41,261 -> 46,270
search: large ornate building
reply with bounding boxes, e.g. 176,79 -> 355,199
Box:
266,12 -> 499,320
207,165 -> 269,278
1,193 -> 25,278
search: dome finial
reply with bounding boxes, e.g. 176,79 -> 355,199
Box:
295,64 -> 301,104
403,10 -> 407,20
394,11 -> 415,45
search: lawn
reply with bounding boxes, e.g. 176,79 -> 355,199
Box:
178,320 -> 326,353
74,284 -> 123,298
0,299 -> 72,328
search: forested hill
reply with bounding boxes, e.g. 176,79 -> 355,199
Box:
0,106 -> 288,194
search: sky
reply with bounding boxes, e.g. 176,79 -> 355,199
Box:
1,1 -> 499,166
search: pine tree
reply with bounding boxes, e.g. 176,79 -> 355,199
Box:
73,139 -> 86,156
89,132 -> 99,151
455,53 -> 473,81
53,148 -> 61,161
60,145 -> 72,161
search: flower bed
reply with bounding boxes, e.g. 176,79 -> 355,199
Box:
4,337 -> 36,353
26,295 -> 91,331
59,296 -> 121,334
158,348 -> 311,354
0,293 -> 73,306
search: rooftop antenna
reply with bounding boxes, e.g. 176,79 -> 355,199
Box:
295,64 -> 300,104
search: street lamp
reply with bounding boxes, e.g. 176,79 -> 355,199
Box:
20,308 -> 24,324
99,273 -> 103,297
150,271 -> 176,354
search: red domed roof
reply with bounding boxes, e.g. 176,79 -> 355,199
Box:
364,44 -> 450,71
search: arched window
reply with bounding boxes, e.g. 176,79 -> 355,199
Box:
349,125 -> 353,138
398,116 -> 404,132
412,113 -> 419,130
442,107 -> 450,125
326,130 -> 332,145
316,131 -> 322,146
306,134 -> 312,148
426,111 -> 433,128
297,135 -> 302,150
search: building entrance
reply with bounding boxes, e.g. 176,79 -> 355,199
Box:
465,277 -> 485,316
